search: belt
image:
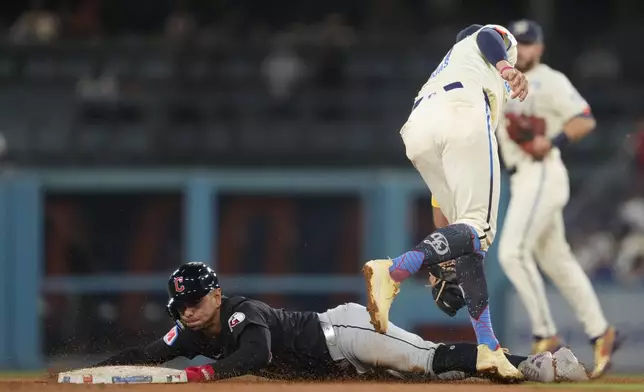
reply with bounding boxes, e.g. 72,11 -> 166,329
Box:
317,312 -> 346,363
412,81 -> 490,111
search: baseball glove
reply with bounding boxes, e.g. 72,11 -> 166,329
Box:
505,114 -> 546,156
427,261 -> 466,317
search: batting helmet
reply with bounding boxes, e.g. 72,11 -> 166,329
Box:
166,262 -> 220,326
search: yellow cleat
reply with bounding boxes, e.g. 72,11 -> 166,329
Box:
531,336 -> 563,355
591,326 -> 622,379
362,259 -> 400,334
476,344 -> 524,381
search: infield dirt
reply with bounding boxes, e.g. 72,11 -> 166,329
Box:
1,375 -> 642,392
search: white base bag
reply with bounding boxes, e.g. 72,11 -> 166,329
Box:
58,365 -> 188,384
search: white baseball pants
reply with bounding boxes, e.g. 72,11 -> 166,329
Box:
497,158 -> 608,338
401,84 -> 501,250
319,303 -> 442,377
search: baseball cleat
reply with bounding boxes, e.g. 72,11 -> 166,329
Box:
590,326 -> 622,379
531,335 -> 564,355
553,347 -> 589,382
518,351 -> 555,382
476,344 -> 524,381
362,259 -> 400,334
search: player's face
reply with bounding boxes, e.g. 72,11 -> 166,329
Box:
515,42 -> 543,72
179,291 -> 221,330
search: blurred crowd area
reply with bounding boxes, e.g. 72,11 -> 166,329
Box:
1,1 -> 644,284
571,127 -> 644,285
0,0 -> 641,170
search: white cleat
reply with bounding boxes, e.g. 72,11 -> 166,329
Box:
553,348 -> 590,382
362,259 -> 400,334
518,351 -> 555,382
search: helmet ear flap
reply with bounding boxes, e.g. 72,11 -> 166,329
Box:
166,298 -> 186,330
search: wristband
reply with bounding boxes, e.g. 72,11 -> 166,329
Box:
499,66 -> 514,74
551,132 -> 570,149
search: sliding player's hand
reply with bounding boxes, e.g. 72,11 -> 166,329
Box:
184,365 -> 215,382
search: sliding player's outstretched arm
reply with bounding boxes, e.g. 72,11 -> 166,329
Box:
94,326 -> 188,367
181,301 -> 273,382
185,325 -> 272,382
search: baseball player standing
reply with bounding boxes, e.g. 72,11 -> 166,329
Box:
496,19 -> 621,378
362,23 -> 528,381
93,262 -> 589,383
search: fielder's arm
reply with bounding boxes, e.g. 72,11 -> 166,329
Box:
549,72 -> 596,148
476,27 -> 514,73
476,28 -> 511,65
560,111 -> 595,142
475,26 -> 527,101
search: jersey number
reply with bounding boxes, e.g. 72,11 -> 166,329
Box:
505,113 -> 546,144
430,48 -> 453,79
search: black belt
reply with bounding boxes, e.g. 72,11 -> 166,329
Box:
412,81 -> 491,111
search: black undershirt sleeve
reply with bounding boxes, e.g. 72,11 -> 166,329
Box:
209,324 -> 271,379
476,28 -> 509,65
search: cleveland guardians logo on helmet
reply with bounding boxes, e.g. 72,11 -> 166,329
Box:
166,262 -> 220,327
173,277 -> 185,293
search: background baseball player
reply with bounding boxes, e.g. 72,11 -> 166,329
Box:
93,262 -> 588,383
430,19 -> 622,380
496,19 -> 621,378
362,23 -> 528,381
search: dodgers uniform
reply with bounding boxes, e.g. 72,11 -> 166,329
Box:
497,63 -> 609,341
402,24 -> 518,250
364,25 -> 529,381
429,20 -> 620,379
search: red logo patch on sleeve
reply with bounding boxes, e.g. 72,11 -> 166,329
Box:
228,312 -> 246,331
163,326 -> 179,346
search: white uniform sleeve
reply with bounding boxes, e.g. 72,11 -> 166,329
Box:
548,71 -> 591,122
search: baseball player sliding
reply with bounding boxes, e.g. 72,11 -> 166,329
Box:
92,262 -> 589,383
362,23 -> 529,381
429,19 -> 622,380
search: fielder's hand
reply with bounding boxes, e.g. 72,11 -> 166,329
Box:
529,135 -> 552,160
497,61 -> 528,101
184,365 -> 215,382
